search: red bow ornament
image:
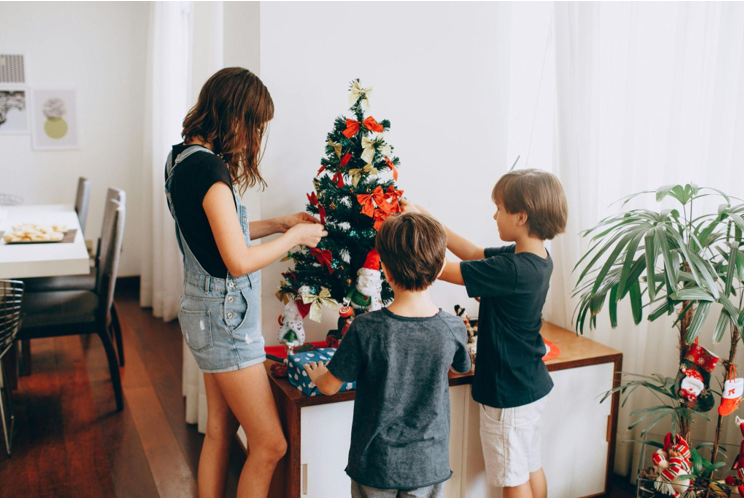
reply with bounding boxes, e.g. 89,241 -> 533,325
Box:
384,186 -> 404,213
310,248 -> 335,274
342,116 -> 384,138
340,152 -> 352,167
385,157 -> 398,181
306,192 -> 326,224
357,186 -> 391,218
332,171 -> 345,188
373,208 -> 394,231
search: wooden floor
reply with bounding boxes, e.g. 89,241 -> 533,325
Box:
0,284 -> 245,498
0,283 -> 636,498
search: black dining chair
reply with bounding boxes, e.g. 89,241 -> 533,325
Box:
0,279 -> 24,456
22,188 -> 126,367
20,196 -> 126,411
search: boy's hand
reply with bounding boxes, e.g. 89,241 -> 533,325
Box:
303,361 -> 329,385
401,199 -> 429,215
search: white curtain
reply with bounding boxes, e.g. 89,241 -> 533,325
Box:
547,1 -> 744,479
141,0 -> 224,433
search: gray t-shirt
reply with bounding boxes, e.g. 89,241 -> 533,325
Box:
326,308 -> 472,490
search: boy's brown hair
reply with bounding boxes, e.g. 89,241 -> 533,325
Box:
491,169 -> 568,240
375,213 -> 447,291
182,67 -> 274,194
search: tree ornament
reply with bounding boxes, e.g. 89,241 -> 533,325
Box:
346,249 -> 383,312
348,80 -> 372,110
676,341 -> 720,412
731,417 -> 744,496
328,139 -> 343,159
348,164 -> 378,187
719,365 -> 744,417
652,433 -> 692,496
301,287 -> 339,322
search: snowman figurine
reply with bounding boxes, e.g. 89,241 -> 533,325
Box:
347,249 -> 383,313
277,285 -> 311,351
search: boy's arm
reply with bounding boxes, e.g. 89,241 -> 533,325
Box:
304,362 -> 344,395
439,259 -> 465,286
400,200 -> 484,261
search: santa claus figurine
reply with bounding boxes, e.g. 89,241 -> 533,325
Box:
346,249 -> 383,312
278,286 -> 311,351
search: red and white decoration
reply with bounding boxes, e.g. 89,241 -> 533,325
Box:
719,367 -> 744,417
652,433 -> 692,497
679,368 -> 705,402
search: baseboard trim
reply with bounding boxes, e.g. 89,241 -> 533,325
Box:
117,275 -> 140,292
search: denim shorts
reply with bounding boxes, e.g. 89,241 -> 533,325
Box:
178,268 -> 265,373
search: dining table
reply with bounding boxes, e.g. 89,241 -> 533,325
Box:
0,204 -> 90,279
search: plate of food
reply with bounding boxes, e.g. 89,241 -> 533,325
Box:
2,223 -> 69,244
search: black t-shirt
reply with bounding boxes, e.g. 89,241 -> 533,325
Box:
169,143 -> 235,278
460,245 -> 554,409
326,309 -> 472,489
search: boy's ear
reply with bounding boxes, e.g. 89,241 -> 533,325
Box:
517,211 -> 529,227
437,260 -> 447,279
380,261 -> 392,283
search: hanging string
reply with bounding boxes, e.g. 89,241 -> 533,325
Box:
525,6 -> 555,170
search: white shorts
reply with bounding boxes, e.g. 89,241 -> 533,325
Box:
479,396 -> 548,487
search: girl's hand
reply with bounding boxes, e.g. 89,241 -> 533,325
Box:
281,212 -> 321,232
288,223 -> 327,248
303,361 -> 328,385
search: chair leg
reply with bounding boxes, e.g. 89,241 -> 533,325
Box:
97,323 -> 123,412
111,303 -> 124,367
0,357 -> 15,456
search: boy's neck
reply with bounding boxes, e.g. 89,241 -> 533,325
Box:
386,287 -> 440,318
513,234 -> 548,258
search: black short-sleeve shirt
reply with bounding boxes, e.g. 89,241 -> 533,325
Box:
460,245 -> 554,408
169,144 -> 235,278
326,309 -> 472,489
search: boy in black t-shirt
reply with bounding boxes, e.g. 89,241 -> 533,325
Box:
402,169 -> 568,498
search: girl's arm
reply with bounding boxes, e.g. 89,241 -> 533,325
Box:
303,361 -> 344,396
248,212 -> 321,240
400,200 -> 485,261
204,183 -> 326,277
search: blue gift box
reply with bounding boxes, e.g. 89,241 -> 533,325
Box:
287,348 -> 356,396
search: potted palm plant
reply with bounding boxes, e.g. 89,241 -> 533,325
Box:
573,184 -> 744,496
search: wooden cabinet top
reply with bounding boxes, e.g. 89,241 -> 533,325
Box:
266,320 -> 622,408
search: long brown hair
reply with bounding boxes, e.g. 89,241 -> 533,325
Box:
182,67 -> 274,193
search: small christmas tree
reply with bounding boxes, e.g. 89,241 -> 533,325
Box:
275,80 -> 403,349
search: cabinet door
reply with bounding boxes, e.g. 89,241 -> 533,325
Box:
300,401 -> 355,497
460,362 -> 615,498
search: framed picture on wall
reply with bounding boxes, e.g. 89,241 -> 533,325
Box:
31,88 -> 80,150
0,88 -> 29,135
0,54 -> 26,84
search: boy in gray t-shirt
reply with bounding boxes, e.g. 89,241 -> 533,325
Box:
304,213 -> 472,498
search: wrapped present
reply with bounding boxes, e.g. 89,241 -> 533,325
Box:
287,348 -> 356,397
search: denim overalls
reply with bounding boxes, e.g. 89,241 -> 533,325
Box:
165,145 -> 265,373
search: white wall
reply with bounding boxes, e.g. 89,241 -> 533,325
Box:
259,2 -> 554,344
0,1 -> 148,276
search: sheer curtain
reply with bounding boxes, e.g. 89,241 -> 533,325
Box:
140,1 -> 224,432
547,1 -> 744,478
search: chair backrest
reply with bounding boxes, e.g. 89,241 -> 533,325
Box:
75,177 -> 91,234
96,196 -> 125,322
0,280 -> 24,358
96,188 -> 125,273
